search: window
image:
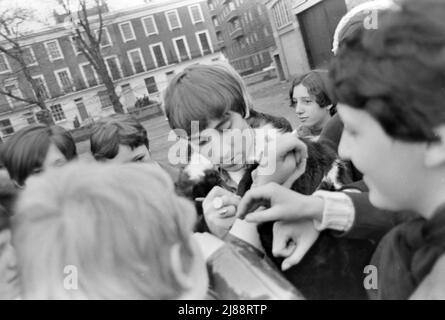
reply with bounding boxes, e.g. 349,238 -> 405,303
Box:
75,98 -> 89,121
144,76 -> 158,94
0,119 -> 14,136
98,90 -> 112,109
0,53 -> 11,73
22,111 -> 36,124
23,47 -> 37,66
165,10 -> 182,30
166,70 -> 176,84
253,55 -> 259,66
33,75 -> 50,100
253,32 -> 259,42
272,0 -> 291,29
189,4 -> 204,24
80,63 -> 100,87
105,56 -> 122,80
44,40 -> 63,61
121,84 -> 136,107
173,37 -> 191,62
257,5 -> 263,15
196,31 -> 212,56
264,26 -> 270,37
149,43 -> 167,68
55,68 -> 74,93
213,18 -> 219,27
4,81 -> 24,108
119,22 -> 136,42
70,35 -> 83,55
50,104 -> 66,122
96,28 -> 112,48
128,48 -> 146,74
142,16 -> 158,36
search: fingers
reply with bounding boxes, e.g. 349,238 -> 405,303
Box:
275,134 -> 308,162
281,223 -> 320,271
243,207 -> 284,223
272,222 -> 297,258
220,205 -> 236,218
220,195 -> 241,208
236,184 -> 278,219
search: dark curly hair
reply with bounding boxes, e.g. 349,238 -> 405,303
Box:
330,0 -> 445,143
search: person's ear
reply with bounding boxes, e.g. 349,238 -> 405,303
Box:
425,125 -> 445,168
169,243 -> 194,291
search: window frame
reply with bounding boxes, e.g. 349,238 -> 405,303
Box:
32,74 -> 51,100
172,36 -> 191,62
195,30 -> 213,56
44,39 -> 64,62
54,67 -> 75,94
141,15 -> 159,37
50,104 -> 67,123
118,21 -> 136,43
79,62 -> 100,88
104,55 -> 123,80
188,4 -> 204,24
127,48 -> 146,74
149,42 -> 168,68
165,9 -> 182,31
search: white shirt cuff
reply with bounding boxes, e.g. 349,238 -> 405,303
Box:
312,190 -> 355,232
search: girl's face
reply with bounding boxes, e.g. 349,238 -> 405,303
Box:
292,84 -> 330,130
190,111 -> 255,172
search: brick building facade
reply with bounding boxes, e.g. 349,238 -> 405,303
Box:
0,0 -> 223,138
208,0 -> 276,75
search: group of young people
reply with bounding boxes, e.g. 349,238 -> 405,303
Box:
0,0 -> 444,299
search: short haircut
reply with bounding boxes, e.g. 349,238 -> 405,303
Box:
247,109 -> 293,133
330,0 -> 445,142
163,63 -> 253,136
12,161 -> 197,299
90,114 -> 149,161
290,70 -> 336,113
0,124 -> 77,186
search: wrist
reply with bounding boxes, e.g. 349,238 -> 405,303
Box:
303,195 -> 324,222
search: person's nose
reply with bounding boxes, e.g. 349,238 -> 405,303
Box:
295,103 -> 304,116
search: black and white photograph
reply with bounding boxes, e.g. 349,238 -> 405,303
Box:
0,0 -> 444,305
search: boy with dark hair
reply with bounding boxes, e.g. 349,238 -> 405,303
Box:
1,124 -> 77,187
90,114 -> 150,163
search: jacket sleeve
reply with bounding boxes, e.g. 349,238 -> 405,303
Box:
333,191 -> 417,242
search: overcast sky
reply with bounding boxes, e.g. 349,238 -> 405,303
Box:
0,0 -> 150,30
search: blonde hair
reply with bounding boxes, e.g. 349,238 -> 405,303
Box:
12,161 -> 197,299
163,62 -> 253,136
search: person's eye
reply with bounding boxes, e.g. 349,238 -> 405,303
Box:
219,120 -> 232,131
291,99 -> 297,106
303,99 -> 312,104
131,155 -> 145,162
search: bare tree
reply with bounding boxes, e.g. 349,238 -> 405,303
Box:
58,0 -> 124,113
0,7 -> 54,124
